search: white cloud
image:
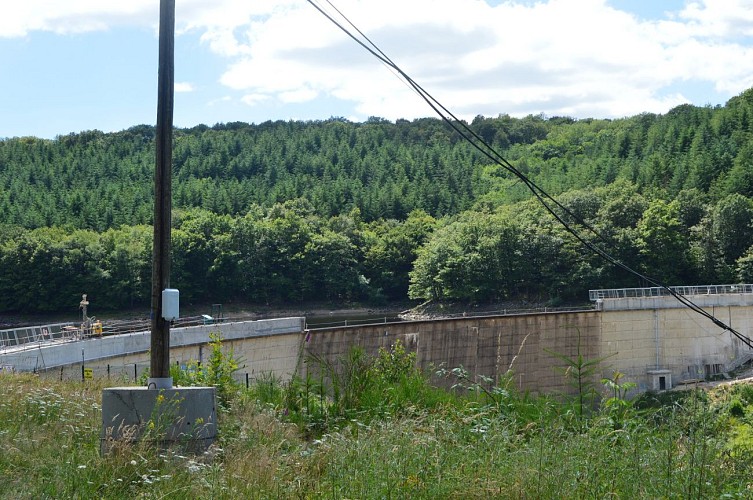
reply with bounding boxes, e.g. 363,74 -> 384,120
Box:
3,0 -> 753,121
279,88 -> 319,104
202,0 -> 753,120
241,93 -> 270,106
174,82 -> 195,93
208,95 -> 232,106
679,0 -> 753,39
0,0 -> 156,37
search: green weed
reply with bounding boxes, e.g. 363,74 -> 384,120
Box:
3,351 -> 753,497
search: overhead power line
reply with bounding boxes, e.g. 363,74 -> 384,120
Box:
306,0 -> 753,350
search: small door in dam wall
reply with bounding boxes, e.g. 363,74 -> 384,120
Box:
647,369 -> 672,391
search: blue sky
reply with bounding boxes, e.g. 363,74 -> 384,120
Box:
1,0 -> 752,139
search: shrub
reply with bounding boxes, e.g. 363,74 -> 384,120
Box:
170,331 -> 241,410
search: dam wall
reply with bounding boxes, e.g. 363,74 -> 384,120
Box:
1,317 -> 304,383
6,286 -> 753,394
303,311 -> 600,395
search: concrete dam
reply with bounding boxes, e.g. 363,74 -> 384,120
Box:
3,284 -> 752,394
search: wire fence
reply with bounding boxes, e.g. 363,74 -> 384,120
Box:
41,360 -> 283,391
35,356 -> 753,393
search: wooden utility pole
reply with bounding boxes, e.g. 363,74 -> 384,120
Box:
151,0 -> 175,383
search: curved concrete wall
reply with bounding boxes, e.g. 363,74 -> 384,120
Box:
1,317 -> 304,375
303,312 -> 601,395
12,299 -> 753,395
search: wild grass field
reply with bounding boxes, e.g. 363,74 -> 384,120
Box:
2,339 -> 753,499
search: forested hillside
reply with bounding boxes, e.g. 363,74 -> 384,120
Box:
1,88 -> 752,313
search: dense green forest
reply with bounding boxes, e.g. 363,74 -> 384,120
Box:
1,88 -> 753,313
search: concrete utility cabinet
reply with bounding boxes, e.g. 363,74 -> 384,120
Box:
101,386 -> 216,455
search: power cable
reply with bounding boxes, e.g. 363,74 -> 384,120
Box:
306,0 -> 753,349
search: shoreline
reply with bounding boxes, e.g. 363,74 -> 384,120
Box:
0,301 -> 418,330
0,299 -> 593,330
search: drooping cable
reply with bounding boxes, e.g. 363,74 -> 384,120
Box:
308,0 -> 607,242
306,0 -> 753,349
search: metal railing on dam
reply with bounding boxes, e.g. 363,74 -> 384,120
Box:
7,295 -> 752,395
0,317 -> 305,373
1,313 -> 254,350
589,283 -> 753,301
306,305 -> 596,330
1,305 -> 599,350
0,322 -> 77,348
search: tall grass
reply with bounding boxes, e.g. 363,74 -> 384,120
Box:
2,344 -> 753,498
